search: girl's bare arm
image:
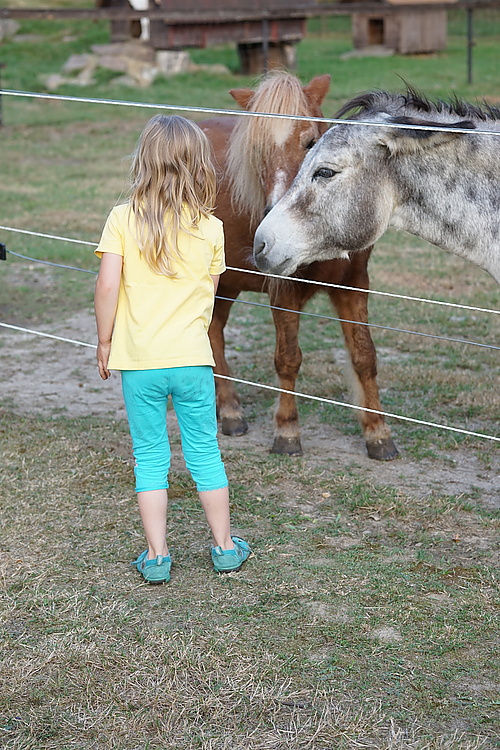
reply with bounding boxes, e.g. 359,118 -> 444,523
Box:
94,253 -> 123,380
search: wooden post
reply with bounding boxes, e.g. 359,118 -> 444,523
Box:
262,18 -> 269,73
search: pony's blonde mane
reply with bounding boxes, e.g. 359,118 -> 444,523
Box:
227,71 -> 312,228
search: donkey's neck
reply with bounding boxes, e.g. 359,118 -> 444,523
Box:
390,155 -> 500,283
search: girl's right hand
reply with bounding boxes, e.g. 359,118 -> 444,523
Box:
97,341 -> 112,380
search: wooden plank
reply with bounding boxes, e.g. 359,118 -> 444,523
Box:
385,0 -> 456,6
0,7 -> 311,22
1,1 -> 499,23
149,19 -> 306,48
397,8 -> 448,50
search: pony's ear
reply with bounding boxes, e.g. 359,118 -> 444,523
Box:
303,74 -> 331,106
378,116 -> 476,153
229,88 -> 255,111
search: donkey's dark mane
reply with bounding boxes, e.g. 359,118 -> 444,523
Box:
336,87 -> 500,123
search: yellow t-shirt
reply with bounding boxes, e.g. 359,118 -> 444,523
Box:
95,203 -> 225,370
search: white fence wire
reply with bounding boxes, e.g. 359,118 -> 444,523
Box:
4,89 -> 500,138
0,320 -> 498,443
2,228 -> 500,356
1,90 -> 499,445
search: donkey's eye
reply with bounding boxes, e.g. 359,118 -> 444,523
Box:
305,139 -> 316,150
313,167 -> 337,180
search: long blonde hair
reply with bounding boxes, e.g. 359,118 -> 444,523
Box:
129,114 -> 217,275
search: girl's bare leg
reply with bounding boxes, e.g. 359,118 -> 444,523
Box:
198,487 -> 234,550
137,489 -> 169,558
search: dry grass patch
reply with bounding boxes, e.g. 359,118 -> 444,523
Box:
1,409 -> 498,748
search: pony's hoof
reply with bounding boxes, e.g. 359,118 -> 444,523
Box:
366,438 -> 399,461
220,417 -> 248,437
271,435 -> 303,456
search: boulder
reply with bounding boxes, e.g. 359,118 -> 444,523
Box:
40,73 -> 67,92
0,19 -> 20,42
91,41 -> 155,63
155,50 -> 190,76
126,58 -> 158,86
97,55 -> 129,73
62,54 -> 97,75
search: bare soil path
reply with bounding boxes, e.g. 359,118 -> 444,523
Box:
2,309 -> 498,509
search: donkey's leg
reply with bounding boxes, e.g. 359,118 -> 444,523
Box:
209,295 -> 248,437
270,290 -> 304,456
328,281 -> 399,461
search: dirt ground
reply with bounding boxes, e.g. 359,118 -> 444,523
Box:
1,309 -> 498,509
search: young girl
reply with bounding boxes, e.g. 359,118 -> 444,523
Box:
94,114 -> 251,583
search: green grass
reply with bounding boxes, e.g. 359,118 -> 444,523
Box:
0,10 -> 499,749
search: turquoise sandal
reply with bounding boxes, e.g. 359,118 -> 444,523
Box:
211,536 -> 252,573
132,550 -> 171,583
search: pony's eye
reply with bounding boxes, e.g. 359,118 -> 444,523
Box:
313,167 -> 337,179
305,139 -> 316,150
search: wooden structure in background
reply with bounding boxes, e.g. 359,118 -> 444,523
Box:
96,0 -> 313,73
340,0 -> 458,53
2,2 -> 490,72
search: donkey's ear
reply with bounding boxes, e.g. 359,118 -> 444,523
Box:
229,88 -> 255,111
303,74 -> 331,106
378,116 -> 476,153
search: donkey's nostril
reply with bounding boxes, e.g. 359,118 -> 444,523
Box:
254,240 -> 266,257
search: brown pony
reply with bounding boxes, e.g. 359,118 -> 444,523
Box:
199,72 -> 398,460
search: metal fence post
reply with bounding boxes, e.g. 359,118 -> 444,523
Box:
466,7 -> 475,85
0,62 -> 5,127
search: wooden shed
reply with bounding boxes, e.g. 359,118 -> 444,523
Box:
97,0 -> 313,73
340,0 -> 457,54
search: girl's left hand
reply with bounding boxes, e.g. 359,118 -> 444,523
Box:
97,342 -> 112,380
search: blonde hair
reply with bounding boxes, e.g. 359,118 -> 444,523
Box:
129,114 -> 217,276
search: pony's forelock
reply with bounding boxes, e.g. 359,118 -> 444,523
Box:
227,72 -> 313,226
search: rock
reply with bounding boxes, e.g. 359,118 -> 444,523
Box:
40,73 -> 67,91
0,19 -> 20,42
112,74 -> 141,88
340,45 -> 395,60
91,41 -> 155,63
41,40 -> 208,91
62,54 -> 96,75
74,67 -> 96,86
97,55 -> 129,74
188,62 -> 231,76
12,34 -> 44,44
155,50 -> 191,76
125,58 -> 158,86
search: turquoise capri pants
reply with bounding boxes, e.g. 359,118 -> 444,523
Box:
121,366 -> 228,493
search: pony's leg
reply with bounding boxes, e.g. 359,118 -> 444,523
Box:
328,272 -> 399,461
270,288 -> 304,456
209,295 -> 248,437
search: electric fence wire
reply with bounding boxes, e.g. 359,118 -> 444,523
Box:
1,225 -> 499,317
4,89 -> 500,138
3,246 -> 500,353
0,319 -> 498,444
1,93 -> 499,444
